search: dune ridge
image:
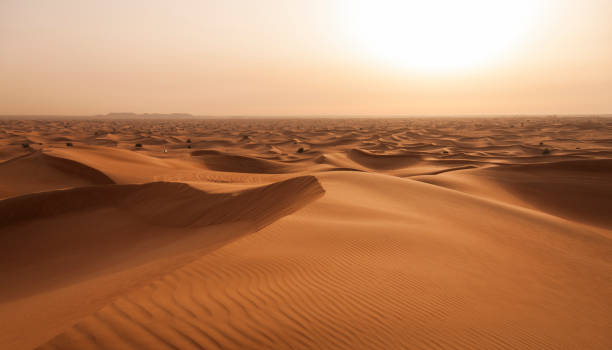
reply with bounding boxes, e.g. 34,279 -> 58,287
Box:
347,148 -> 422,170
413,158 -> 612,229
0,151 -> 114,198
191,149 -> 299,174
0,176 -> 324,229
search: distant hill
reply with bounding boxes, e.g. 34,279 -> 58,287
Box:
97,112 -> 196,119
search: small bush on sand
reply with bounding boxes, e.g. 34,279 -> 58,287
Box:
66,142 -> 73,147
542,148 -> 551,155
21,143 -> 29,148
135,143 -> 143,148
297,147 -> 304,153
186,138 -> 191,143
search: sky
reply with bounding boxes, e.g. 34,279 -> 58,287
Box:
1,0 -> 611,116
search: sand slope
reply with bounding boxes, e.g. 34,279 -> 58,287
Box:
38,172 -> 612,349
0,151 -> 114,198
413,159 -> 612,229
0,117 -> 611,349
0,176 -> 323,349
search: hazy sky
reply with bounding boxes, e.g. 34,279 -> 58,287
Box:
1,0 -> 611,116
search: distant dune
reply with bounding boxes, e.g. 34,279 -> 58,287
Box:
0,117 -> 611,349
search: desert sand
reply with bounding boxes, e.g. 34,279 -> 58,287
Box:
0,117 -> 611,349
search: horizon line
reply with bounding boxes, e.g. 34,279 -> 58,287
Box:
1,113 -> 611,119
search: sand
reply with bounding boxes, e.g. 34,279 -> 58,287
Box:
0,116 -> 611,349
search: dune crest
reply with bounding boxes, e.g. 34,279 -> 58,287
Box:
0,151 -> 114,198
347,148 -> 422,170
191,149 -> 298,174
0,176 -> 324,229
414,158 -> 612,229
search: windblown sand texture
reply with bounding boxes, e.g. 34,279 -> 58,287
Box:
1,117 -> 611,349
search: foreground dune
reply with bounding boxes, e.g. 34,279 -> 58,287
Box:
0,117 -> 611,349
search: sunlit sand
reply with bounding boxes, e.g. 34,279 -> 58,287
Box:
1,117 -> 611,349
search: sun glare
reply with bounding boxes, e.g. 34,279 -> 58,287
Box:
339,0 -> 542,73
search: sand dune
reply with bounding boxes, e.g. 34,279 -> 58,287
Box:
37,172 -> 612,349
0,176 -> 323,229
0,176 -> 323,349
347,148 -> 422,170
413,159 -> 612,228
0,151 -> 114,199
0,117 -> 611,349
191,150 -> 299,174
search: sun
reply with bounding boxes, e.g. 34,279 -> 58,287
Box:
338,0 -> 542,73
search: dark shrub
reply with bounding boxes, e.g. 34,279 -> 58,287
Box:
66,142 -> 73,147
186,139 -> 191,143
135,143 -> 143,148
21,143 -> 29,148
297,147 -> 304,153
542,148 -> 551,155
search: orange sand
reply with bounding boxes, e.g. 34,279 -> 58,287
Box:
1,117 -> 611,349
